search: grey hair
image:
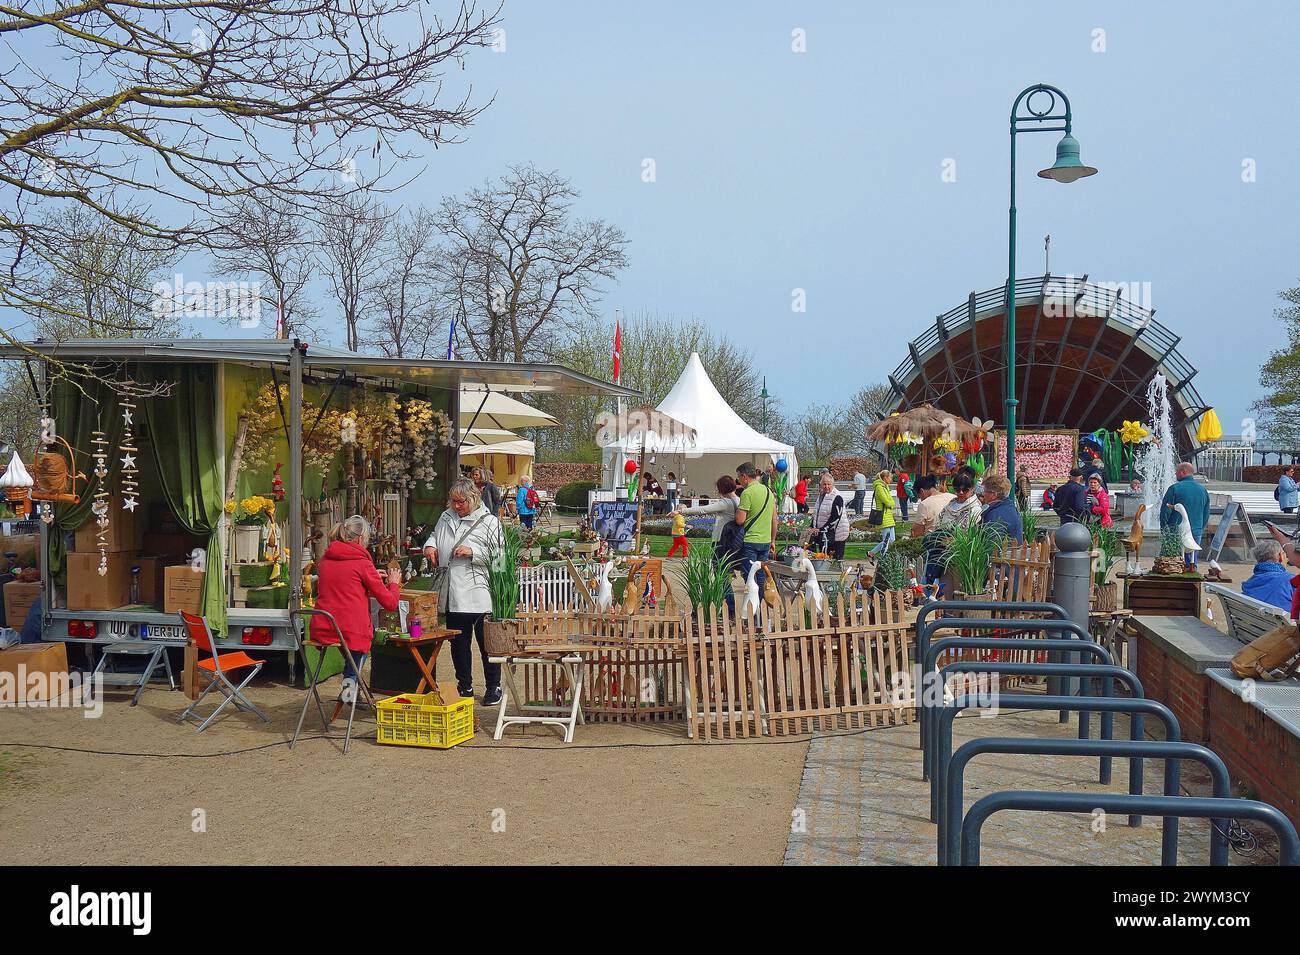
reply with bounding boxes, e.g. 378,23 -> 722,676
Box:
1255,539 -> 1283,564
449,477 -> 479,505
333,514 -> 371,547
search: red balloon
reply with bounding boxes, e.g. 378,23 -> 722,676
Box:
623,459 -> 638,474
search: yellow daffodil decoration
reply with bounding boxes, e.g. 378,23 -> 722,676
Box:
1119,420 -> 1149,444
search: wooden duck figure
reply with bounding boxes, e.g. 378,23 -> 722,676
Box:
594,561 -> 614,614
762,563 -> 779,609
740,561 -> 762,624
1170,502 -> 1201,565
793,555 -> 824,615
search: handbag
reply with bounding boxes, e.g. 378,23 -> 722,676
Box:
430,514 -> 488,612
1231,621 -> 1300,680
718,488 -> 771,563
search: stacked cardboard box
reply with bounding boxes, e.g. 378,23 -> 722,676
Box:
164,565 -> 205,614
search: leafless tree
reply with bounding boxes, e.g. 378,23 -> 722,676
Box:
208,195 -> 320,338
848,381 -> 897,449
788,401 -> 858,463
318,193 -> 389,351
22,204 -> 182,341
368,207 -> 444,358
435,165 -> 629,362
534,312 -> 761,460
0,0 -> 501,353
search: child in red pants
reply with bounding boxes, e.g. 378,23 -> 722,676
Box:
666,510 -> 690,558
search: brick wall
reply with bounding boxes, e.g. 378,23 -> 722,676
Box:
533,462 -> 600,494
1134,639 -> 1212,743
1206,681 -> 1300,829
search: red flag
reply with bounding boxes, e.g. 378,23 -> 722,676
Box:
612,320 -> 621,384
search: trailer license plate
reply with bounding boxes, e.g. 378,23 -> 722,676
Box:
143,623 -> 184,641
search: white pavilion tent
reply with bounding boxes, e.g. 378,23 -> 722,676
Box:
603,352 -> 798,505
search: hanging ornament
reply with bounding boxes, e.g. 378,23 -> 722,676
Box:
119,386 -> 140,514
271,462 -> 285,501
91,415 -> 111,575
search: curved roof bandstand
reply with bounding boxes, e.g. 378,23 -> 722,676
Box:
885,274 -> 1207,456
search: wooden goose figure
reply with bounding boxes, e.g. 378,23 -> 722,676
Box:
1170,503 -> 1201,561
594,561 -> 614,614
740,561 -> 763,623
793,556 -> 824,615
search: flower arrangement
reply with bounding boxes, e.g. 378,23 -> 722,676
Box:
228,495 -> 277,526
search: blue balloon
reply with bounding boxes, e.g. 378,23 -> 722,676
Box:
775,458 -> 788,472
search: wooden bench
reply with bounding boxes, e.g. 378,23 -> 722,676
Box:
1227,489 -> 1287,517
1205,582 -> 1291,648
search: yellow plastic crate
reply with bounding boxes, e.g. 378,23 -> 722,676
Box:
375,692 -> 474,749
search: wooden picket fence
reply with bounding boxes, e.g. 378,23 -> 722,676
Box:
509,608 -> 688,723
683,590 -> 914,740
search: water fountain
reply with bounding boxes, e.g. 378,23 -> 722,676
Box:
1136,373 -> 1176,530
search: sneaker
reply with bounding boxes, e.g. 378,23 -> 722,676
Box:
457,686 -> 474,699
340,677 -> 357,705
482,686 -> 503,706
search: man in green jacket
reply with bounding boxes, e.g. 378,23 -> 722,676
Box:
1159,462 -> 1211,567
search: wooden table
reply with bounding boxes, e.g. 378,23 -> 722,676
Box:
384,627 -> 460,695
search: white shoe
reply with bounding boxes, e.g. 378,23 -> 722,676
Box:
340,677 -> 357,705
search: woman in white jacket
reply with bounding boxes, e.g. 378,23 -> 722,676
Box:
423,477 -> 503,704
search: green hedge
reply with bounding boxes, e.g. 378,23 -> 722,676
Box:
555,480 -> 598,509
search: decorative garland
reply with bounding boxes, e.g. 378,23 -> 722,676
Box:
91,417 -> 110,576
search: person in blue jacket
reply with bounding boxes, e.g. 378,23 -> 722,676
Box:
515,474 -> 538,530
1242,540 -> 1295,612
1160,462 -> 1211,567
977,473 -> 1024,543
1278,465 -> 1298,514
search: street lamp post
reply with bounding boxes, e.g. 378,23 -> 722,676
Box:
1004,84 -> 1097,481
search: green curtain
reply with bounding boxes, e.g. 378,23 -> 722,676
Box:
139,364 -> 227,634
50,375 -> 127,589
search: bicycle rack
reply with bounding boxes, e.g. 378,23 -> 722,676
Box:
921,637 -> 1115,783
914,601 -> 1067,699
943,738 -> 1231,866
934,661 -> 1142,788
934,694 -> 1180,850
918,616 -> 1101,752
959,792 -> 1299,866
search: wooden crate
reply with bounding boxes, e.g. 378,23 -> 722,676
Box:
1122,574 -> 1201,617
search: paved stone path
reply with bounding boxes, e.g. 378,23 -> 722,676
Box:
784,705 -> 1224,866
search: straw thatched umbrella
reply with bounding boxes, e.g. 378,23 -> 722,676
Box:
597,404 -> 698,550
867,404 -> 986,476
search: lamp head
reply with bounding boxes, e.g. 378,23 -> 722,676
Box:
1038,133 -> 1098,183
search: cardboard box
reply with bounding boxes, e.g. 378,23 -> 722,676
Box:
164,565 -> 205,615
132,555 -> 185,606
0,642 -> 68,702
143,533 -> 204,558
2,580 -> 41,627
66,551 -> 137,611
74,495 -> 142,553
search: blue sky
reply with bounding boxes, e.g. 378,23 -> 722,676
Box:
408,0 -> 1296,432
19,0 -> 1299,432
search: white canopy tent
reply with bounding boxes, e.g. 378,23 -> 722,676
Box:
602,352 -> 799,505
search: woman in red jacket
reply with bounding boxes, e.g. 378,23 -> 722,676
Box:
311,515 -> 402,702
1087,474 -> 1114,528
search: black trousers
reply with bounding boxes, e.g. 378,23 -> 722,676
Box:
445,611 -> 500,691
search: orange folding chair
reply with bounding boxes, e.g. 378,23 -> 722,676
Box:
177,611 -> 270,732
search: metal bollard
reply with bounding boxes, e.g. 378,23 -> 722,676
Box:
1050,522 -> 1094,704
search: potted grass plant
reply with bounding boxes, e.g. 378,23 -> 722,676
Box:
1019,505 -> 1044,543
941,520 -> 1007,602
484,522 -> 524,656
682,545 -> 735,621
1087,518 -> 1121,612
1152,525 -> 1186,576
